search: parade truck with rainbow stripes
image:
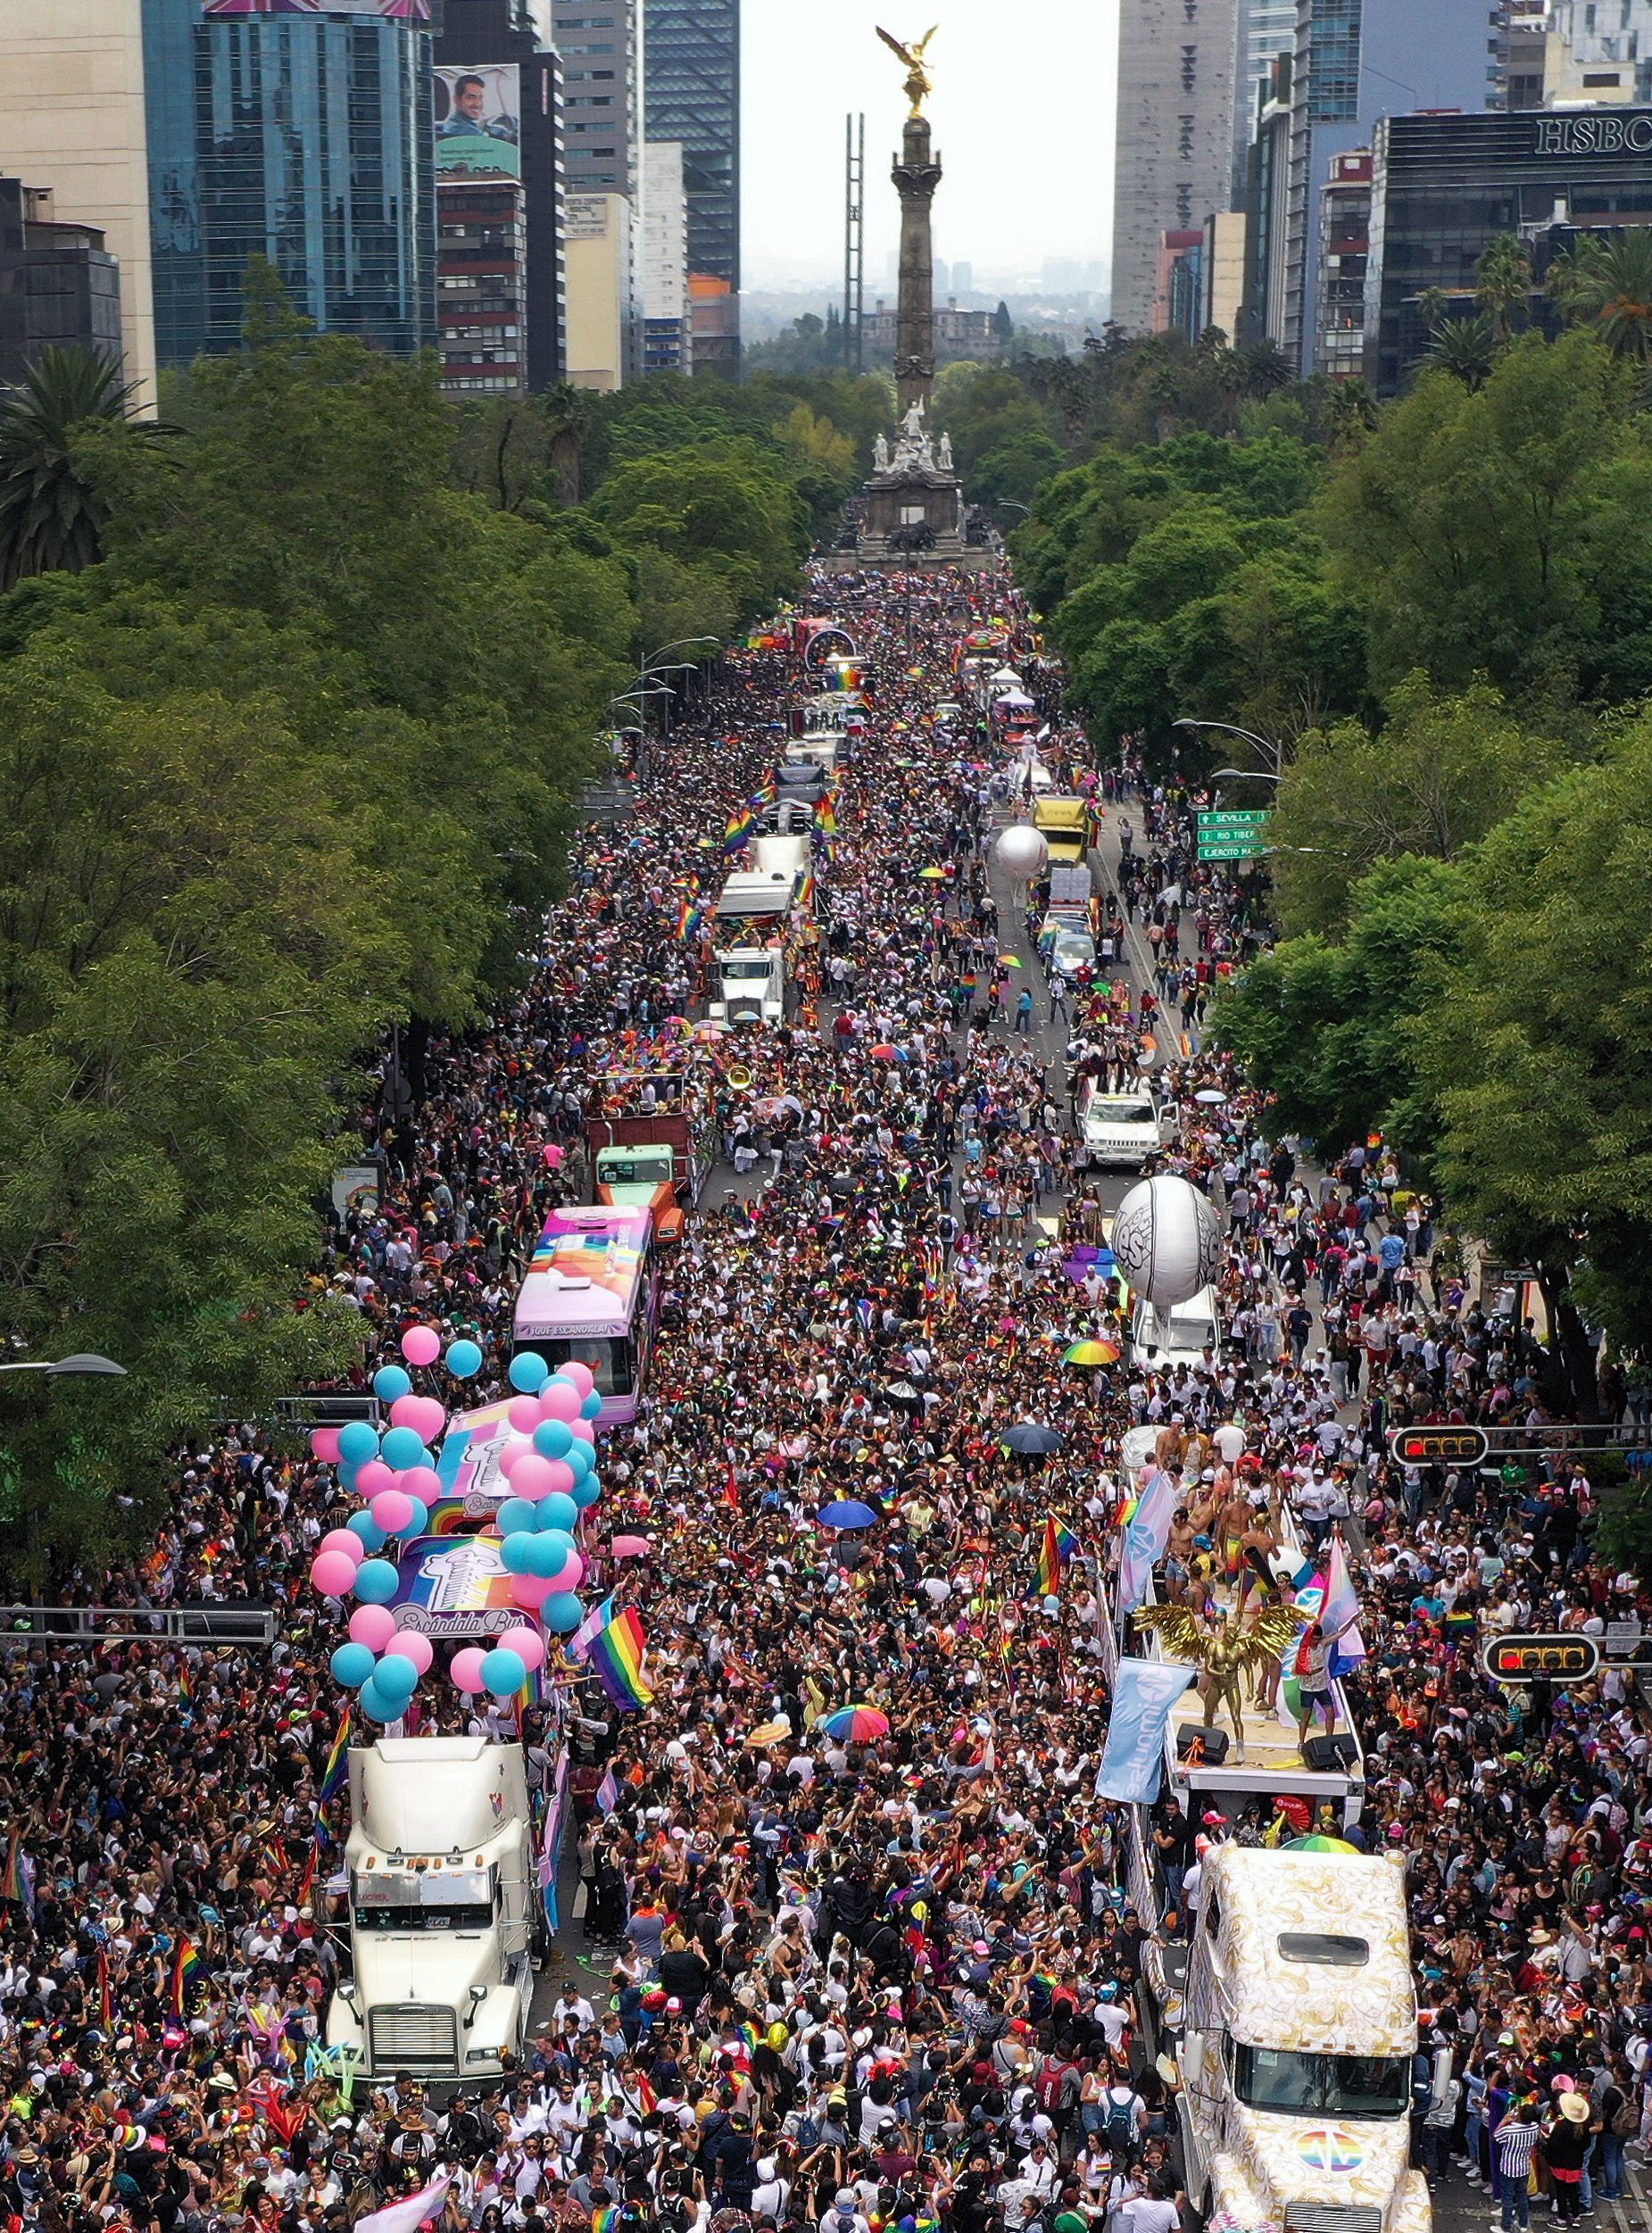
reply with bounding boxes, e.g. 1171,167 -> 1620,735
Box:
1176,1844 -> 1430,2233
326,1736 -> 537,2082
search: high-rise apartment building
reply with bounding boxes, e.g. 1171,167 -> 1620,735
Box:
551,0 -> 641,381
142,0 -> 436,373
0,0 -> 157,405
1278,0 -> 1506,376
1110,0 -> 1239,333
1231,0 -> 1299,194
435,0 -> 568,393
0,179 -> 124,387
642,0 -> 739,364
642,138 -> 689,370
1547,0 -> 1652,101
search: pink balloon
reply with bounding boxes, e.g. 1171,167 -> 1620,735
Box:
370,1490 -> 415,1534
349,1604 -> 397,1651
451,1647 -> 488,1693
405,1395 -> 448,1447
559,1361 -> 596,1399
320,1529 -> 366,1565
510,1573 -> 555,1609
542,1458 -> 577,1498
384,1629 -> 434,1675
397,1464 -> 443,1500
538,1381 -> 581,1423
498,1624 -> 546,1673
497,1439 -> 532,1480
511,1453 -> 556,1501
546,1549 -> 584,1593
388,1393 -> 425,1432
402,1324 -> 441,1367
356,1459 -> 395,1499
508,1397 -> 544,1435
569,1418 -> 596,1446
311,1550 -> 359,1598
311,1427 -> 343,1463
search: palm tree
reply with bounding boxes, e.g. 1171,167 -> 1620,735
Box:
1237,340 -> 1293,399
1324,377 -> 1378,450
1475,233 -> 1533,341
1424,312 -> 1497,390
1549,228 -> 1652,363
0,344 -> 153,589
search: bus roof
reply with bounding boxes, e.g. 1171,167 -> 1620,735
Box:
514,1207 -> 651,1340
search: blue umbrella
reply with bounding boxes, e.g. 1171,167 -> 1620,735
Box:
818,1499 -> 879,1530
1000,1422 -> 1064,1456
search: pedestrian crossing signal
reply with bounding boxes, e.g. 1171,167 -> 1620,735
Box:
1481,1634 -> 1599,1684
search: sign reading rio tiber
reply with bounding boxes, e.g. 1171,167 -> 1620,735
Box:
1197,809 -> 1270,862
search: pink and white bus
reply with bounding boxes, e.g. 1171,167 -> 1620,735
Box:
511,1206 -> 657,1425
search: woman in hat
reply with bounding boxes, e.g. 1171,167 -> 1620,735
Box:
1541,2094 -> 1592,2222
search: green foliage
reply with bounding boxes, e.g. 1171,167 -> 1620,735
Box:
1266,672 -> 1556,934
584,440 -> 810,625
1548,228 -> 1652,363
0,345 -> 171,590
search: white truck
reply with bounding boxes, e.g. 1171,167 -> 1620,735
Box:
326,1736 -> 537,2080
1178,1844 -> 1430,2233
708,944 -> 786,1025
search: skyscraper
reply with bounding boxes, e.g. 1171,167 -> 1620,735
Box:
1280,0 -> 1505,375
643,0 -> 739,365
1231,0 -> 1299,195
1110,0 -> 1239,333
642,137 -> 689,370
551,0 -> 642,381
142,0 -> 436,373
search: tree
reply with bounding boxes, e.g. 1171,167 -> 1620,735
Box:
585,444 -> 809,621
1474,233 -> 1533,341
0,345 -> 170,590
1266,671 -> 1554,934
1424,312 -> 1497,389
1548,228 -> 1652,363
992,301 -> 1015,344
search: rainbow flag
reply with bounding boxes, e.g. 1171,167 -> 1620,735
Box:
0,1835 -> 22,1906
585,1606 -> 653,1714
319,1709 -> 352,1804
722,808 -> 752,853
170,1936 -> 203,2016
817,797 -> 838,836
98,1947 -> 113,2032
1033,1515 -> 1062,1598
594,2210 -> 619,2233
178,1664 -> 194,1706
1055,1520 -> 1081,1565
674,898 -> 704,942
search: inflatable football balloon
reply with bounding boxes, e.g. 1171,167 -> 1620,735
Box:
993,824 -> 1049,883
1109,1174 -> 1223,1311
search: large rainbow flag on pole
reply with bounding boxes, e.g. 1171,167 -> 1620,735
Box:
584,1606 -> 654,1713
319,1708 -> 352,1803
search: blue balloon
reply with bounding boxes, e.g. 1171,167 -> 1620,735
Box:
379,1425 -> 427,1471
338,1420 -> 379,1465
330,1642 -> 378,1689
358,1677 -> 401,1723
571,1475 -> 602,1511
482,1647 -> 527,1698
496,1497 -> 540,1539
353,1558 -> 399,1604
500,1530 -> 538,1575
561,1438 -> 591,1479
539,1492 -> 578,1535
347,1510 -> 388,1553
509,1352 -> 549,1394
533,1418 -> 574,1459
580,1392 -> 602,1420
373,1365 -> 412,1404
544,1593 -> 585,1634
401,1497 -> 430,1537
373,1652 -> 418,1701
537,1526 -> 577,1568
445,1339 -> 484,1379
521,1532 -> 566,1580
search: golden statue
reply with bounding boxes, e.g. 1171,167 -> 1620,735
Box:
1133,1599 -> 1307,1768
876,23 -> 940,116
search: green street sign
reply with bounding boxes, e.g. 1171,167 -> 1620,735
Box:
1199,838 -> 1266,860
1197,810 -> 1271,834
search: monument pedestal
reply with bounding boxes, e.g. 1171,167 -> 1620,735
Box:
829,403 -> 995,573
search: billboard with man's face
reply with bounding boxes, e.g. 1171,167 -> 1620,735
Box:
434,64 -> 522,179
203,1 -> 434,16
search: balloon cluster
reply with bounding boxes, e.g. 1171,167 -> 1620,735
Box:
305,1326 -> 605,1718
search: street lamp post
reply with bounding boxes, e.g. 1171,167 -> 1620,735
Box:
1178,723 -> 1294,785
0,1354 -> 127,1379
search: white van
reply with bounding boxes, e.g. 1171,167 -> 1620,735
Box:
1129,1283 -> 1220,1371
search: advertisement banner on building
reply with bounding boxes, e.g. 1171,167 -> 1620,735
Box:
204,2 -> 433,17
434,64 -> 522,178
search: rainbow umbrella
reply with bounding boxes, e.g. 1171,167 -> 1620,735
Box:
822,1705 -> 890,1742
1283,1834 -> 1358,1855
998,954 -> 1024,968
868,1042 -> 899,1059
917,866 -> 949,879
1064,1339 -> 1121,1366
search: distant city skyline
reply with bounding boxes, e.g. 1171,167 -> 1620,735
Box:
739,0 -> 1117,293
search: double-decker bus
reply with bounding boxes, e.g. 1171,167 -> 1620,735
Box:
511,1206 -> 656,1424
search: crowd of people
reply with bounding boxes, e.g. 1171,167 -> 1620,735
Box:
0,555 -> 1648,2233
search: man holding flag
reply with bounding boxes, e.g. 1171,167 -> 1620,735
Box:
1292,1531 -> 1362,1757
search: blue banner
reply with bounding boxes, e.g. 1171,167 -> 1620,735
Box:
1097,1658 -> 1198,1803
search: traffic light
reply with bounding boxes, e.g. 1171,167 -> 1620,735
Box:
1388,1427 -> 1490,1466
1481,1634 -> 1600,1684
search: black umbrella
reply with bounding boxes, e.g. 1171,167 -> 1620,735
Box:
1000,1422 -> 1064,1456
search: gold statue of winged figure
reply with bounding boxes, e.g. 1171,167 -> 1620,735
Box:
1133,1599 -> 1307,1679
876,23 -> 940,116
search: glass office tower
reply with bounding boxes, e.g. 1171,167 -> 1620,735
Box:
643,0 -> 738,359
143,0 -> 436,371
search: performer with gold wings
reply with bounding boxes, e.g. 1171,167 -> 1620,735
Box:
876,23 -> 940,116
1133,1598 -> 1307,1765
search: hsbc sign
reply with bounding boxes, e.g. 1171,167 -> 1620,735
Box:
1534,112 -> 1652,155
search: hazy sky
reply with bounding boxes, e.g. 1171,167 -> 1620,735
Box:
739,0 -> 1119,291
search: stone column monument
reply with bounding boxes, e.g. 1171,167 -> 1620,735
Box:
877,23 -> 942,416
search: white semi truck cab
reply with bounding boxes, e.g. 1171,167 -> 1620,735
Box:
326,1736 -> 536,2080
708,945 -> 786,1025
1179,1845 -> 1429,2233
